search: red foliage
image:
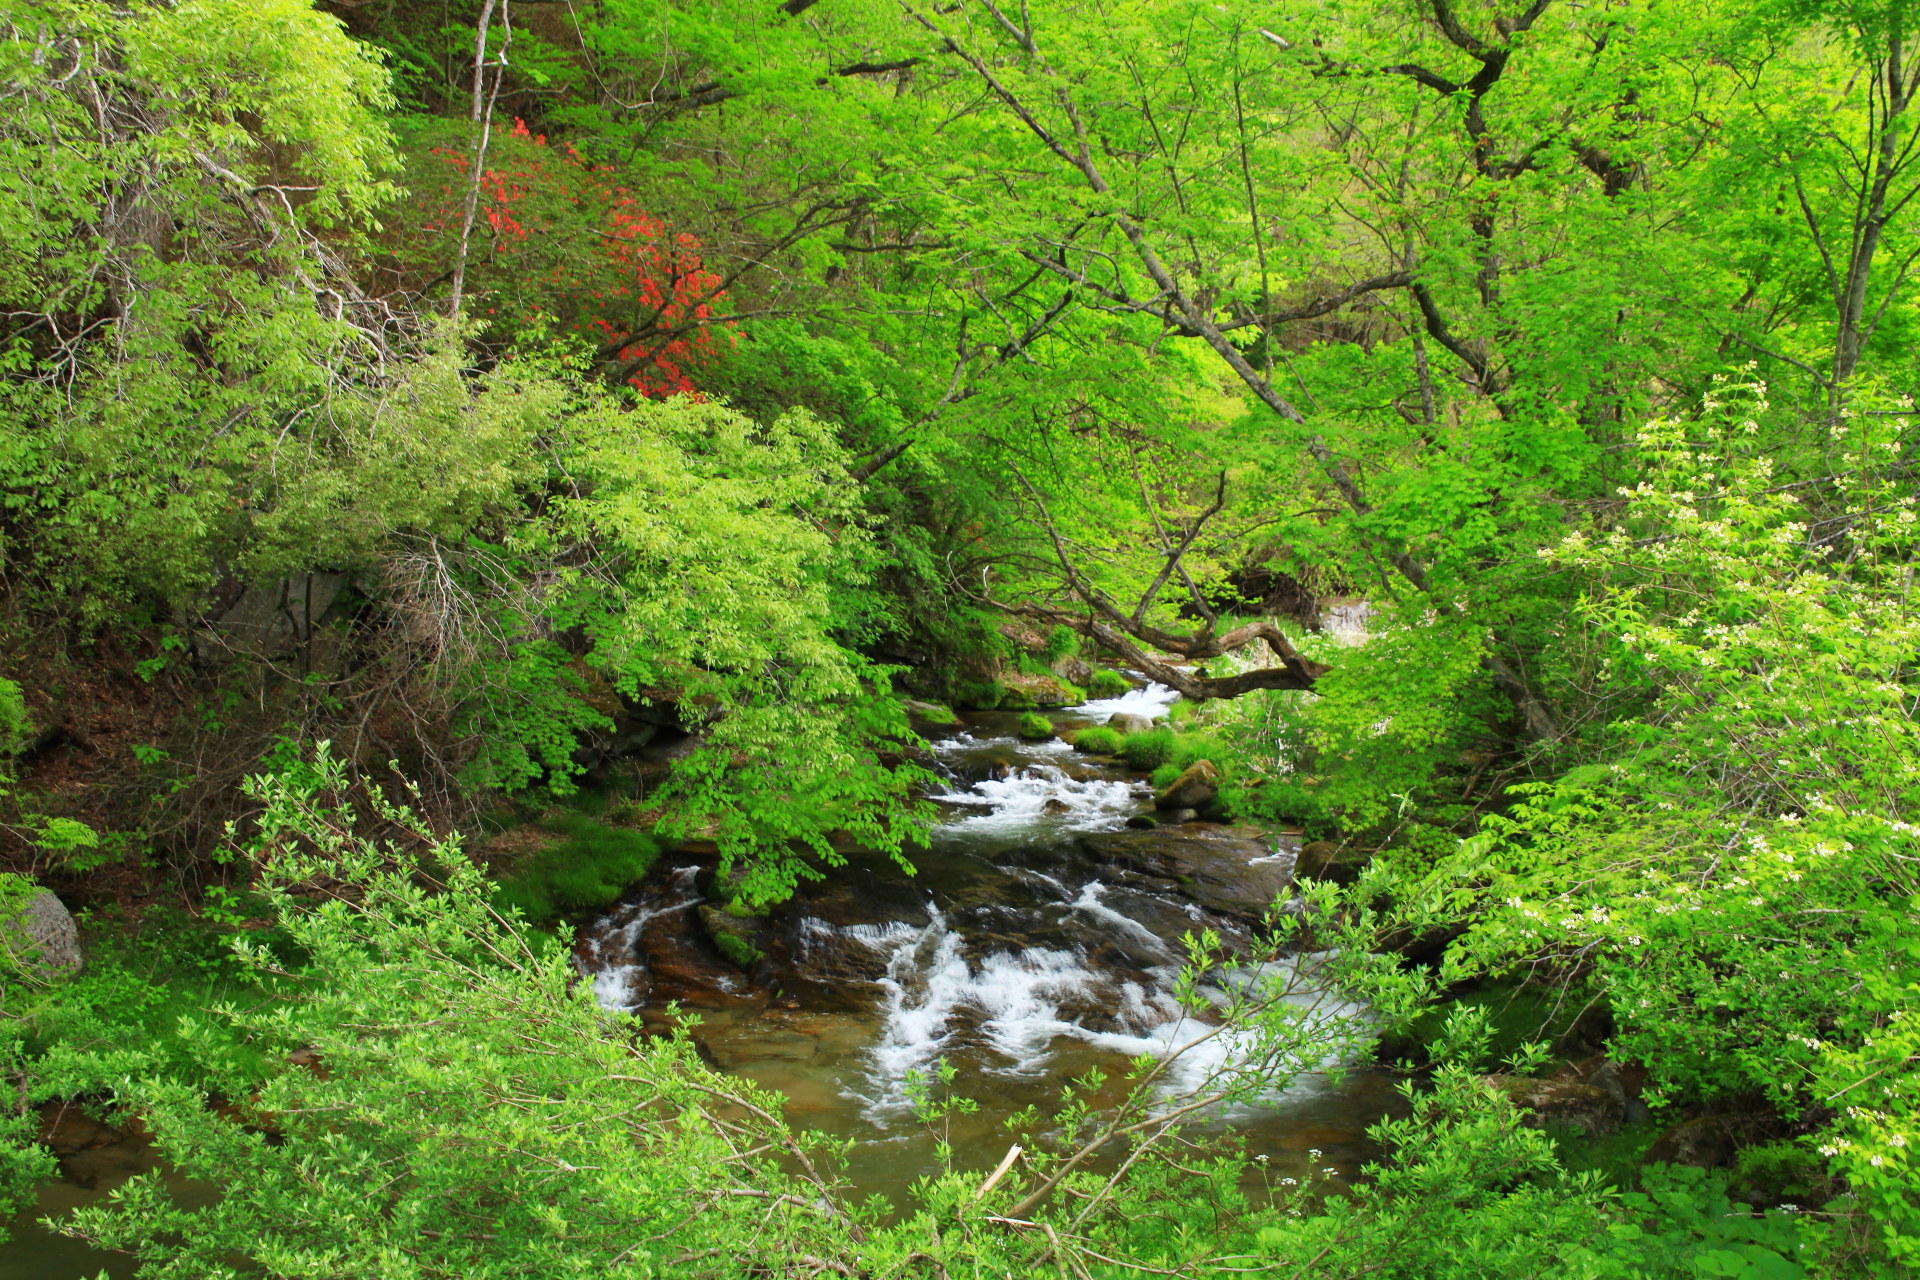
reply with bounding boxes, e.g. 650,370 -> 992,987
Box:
428,119 -> 732,397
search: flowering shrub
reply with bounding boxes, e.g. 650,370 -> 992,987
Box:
421,120 -> 730,396
1405,377 -> 1920,1265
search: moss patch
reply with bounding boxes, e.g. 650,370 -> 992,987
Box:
491,814 -> 663,924
1087,669 -> 1131,699
1017,711 -> 1055,740
713,931 -> 765,970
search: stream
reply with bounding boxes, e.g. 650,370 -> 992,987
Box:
577,682 -> 1405,1201
1,684 -> 1406,1277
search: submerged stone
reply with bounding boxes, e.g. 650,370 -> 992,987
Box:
1485,1073 -> 1625,1137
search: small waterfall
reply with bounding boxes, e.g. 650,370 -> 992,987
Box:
1067,880 -> 1177,960
836,907 -> 1366,1121
578,865 -> 700,1010
843,908 -> 1160,1118
1077,679 -> 1182,723
936,763 -> 1139,834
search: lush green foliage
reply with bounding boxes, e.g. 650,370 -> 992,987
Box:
5,0 -> 1920,1270
0,759 -> 1835,1275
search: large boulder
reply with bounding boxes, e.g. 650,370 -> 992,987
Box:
1051,656 -> 1094,688
1001,671 -> 1080,707
1295,840 -> 1371,885
1106,712 -> 1156,735
1645,1116 -> 1739,1169
199,571 -> 351,660
1485,1073 -> 1625,1137
1079,826 -> 1292,921
1154,760 -> 1220,811
2,888 -> 82,976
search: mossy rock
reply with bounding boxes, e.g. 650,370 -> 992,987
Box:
1374,980 -> 1605,1069
491,815 -> 663,924
699,904 -> 768,971
1017,711 -> 1055,740
951,679 -> 1007,710
1295,839 -> 1372,885
1087,669 -> 1132,699
1002,671 -> 1079,707
904,699 -> 961,726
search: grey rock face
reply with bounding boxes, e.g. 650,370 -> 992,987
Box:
4,889 -> 82,975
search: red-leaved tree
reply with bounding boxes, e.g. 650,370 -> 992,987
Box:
418,120 -> 732,397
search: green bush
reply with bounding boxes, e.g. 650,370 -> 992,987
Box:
1373,979 -> 1601,1069
493,814 -> 663,923
1017,712 -> 1054,740
1072,726 -> 1121,754
1087,669 -> 1131,699
1120,728 -> 1176,769
0,677 -> 30,757
1042,625 -> 1079,662
1149,763 -> 1182,790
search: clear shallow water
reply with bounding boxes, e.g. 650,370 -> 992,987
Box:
0,1141 -> 211,1280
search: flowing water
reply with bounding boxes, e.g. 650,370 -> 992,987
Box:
576,683 -> 1406,1201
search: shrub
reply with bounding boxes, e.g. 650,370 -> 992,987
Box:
1149,763 -> 1182,790
1072,726 -> 1121,754
1017,712 -> 1054,740
1120,728 -> 1176,769
1042,625 -> 1079,662
1087,669 -> 1131,699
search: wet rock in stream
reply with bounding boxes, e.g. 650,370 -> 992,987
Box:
1078,825 -> 1295,922
1154,759 -> 1220,811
